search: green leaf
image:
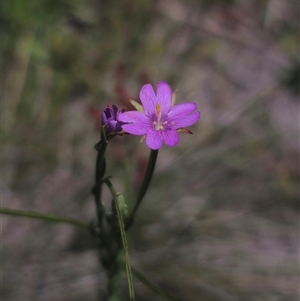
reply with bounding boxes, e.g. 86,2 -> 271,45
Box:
103,178 -> 135,301
0,207 -> 89,229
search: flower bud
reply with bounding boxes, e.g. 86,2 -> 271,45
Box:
101,104 -> 124,135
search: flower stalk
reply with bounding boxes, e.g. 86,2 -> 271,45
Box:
92,126 -> 108,222
125,149 -> 158,230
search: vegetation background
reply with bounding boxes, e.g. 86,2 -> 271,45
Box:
2,0 -> 299,300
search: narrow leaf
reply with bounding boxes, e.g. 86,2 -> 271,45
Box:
103,177 -> 135,301
0,207 -> 89,229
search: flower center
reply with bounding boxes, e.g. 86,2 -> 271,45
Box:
152,104 -> 168,130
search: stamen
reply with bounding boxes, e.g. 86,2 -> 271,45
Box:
153,104 -> 165,131
155,104 -> 161,116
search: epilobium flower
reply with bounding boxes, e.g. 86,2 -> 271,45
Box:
101,104 -> 124,135
119,81 -> 200,150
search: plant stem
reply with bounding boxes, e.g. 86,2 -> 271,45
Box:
0,207 -> 89,229
93,134 -> 108,221
125,149 -> 158,230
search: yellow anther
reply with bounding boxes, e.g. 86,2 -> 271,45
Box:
155,104 -> 161,116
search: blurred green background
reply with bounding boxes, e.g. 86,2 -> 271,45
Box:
2,0 -> 299,300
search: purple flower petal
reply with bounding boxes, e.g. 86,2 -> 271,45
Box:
156,81 -> 172,114
119,111 -> 149,124
122,123 -> 150,135
101,111 -> 108,125
170,111 -> 200,129
102,104 -> 124,134
161,130 -> 180,146
146,129 -> 162,150
139,84 -> 156,115
108,120 -> 119,132
118,81 -> 200,149
168,102 -> 197,120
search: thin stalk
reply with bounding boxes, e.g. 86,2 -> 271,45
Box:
125,149 -> 158,229
0,207 -> 89,229
93,128 -> 108,221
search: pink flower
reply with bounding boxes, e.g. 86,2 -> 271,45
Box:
118,81 -> 200,150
